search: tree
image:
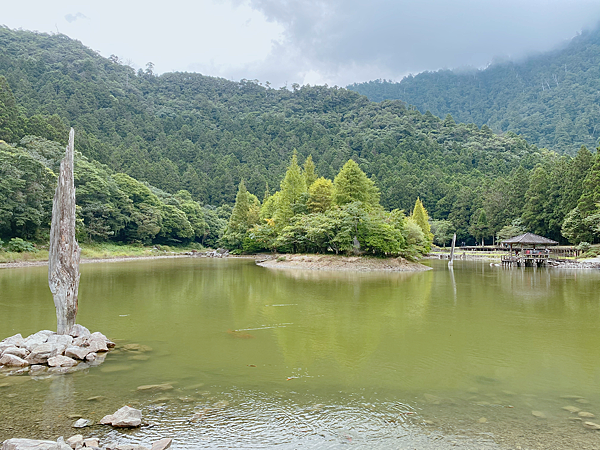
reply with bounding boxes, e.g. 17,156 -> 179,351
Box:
469,208 -> 491,246
411,198 -> 433,251
222,179 -> 260,249
333,159 -> 380,208
273,152 -> 307,229
430,219 -> 454,247
307,177 -> 333,213
303,155 -> 318,187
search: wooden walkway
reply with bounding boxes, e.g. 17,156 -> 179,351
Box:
501,253 -> 550,267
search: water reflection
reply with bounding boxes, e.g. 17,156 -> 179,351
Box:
1,259 -> 600,448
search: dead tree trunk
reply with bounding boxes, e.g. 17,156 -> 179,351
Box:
48,128 -> 81,335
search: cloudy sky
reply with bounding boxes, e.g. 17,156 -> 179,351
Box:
3,0 -> 600,87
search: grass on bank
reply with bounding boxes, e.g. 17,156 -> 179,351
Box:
0,242 -> 205,264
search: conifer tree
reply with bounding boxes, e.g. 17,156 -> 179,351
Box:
411,197 -> 433,250
222,179 -> 260,248
303,155 -> 317,188
333,159 -> 380,208
307,177 -> 333,213
274,152 -> 307,228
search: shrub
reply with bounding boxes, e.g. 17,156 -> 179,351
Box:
7,238 -> 38,253
577,241 -> 591,252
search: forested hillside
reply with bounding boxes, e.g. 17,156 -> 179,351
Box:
348,25 -> 600,155
2,26 -> 600,249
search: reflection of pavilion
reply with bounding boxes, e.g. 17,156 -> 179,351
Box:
501,233 -> 558,267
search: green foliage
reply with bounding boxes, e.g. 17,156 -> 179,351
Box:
430,219 -> 454,246
333,160 -> 380,208
7,237 -> 37,253
307,177 -> 334,213
222,179 -> 261,249
348,25 -> 600,155
411,198 -> 433,251
274,152 -> 307,229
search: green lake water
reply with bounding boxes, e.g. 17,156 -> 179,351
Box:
1,258 -> 599,449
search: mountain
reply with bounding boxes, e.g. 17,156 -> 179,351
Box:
3,25 -> 598,246
347,25 -> 600,155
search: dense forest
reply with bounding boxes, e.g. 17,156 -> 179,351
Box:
1,26 -> 600,251
348,24 -> 600,155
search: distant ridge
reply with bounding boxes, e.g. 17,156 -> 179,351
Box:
348,24 -> 600,155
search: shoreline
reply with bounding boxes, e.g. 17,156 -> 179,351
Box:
0,254 -> 190,270
256,254 -> 431,272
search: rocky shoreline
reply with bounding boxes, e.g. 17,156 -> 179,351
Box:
256,254 -> 431,272
0,326 -> 114,376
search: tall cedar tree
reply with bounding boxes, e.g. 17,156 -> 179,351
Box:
274,153 -> 307,229
411,198 -> 433,250
333,160 -> 380,208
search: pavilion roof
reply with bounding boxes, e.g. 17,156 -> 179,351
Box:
502,232 -> 558,246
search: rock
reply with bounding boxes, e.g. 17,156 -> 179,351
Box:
576,398 -> 590,404
56,437 -> 71,450
65,346 -> 91,360
150,438 -> 172,450
85,353 -> 97,362
47,334 -> 74,348
579,411 -> 596,418
2,346 -> 30,359
72,418 -> 92,428
68,324 -> 91,338
48,355 -> 77,367
583,421 -> 600,430
123,343 -> 152,352
532,410 -> 546,418
27,343 -> 66,364
113,446 -> 149,450
100,405 -> 142,427
0,354 -> 29,367
137,383 -> 174,392
23,330 -> 53,351
82,439 -> 98,448
478,417 -> 487,423
86,339 -> 108,354
1,333 -> 24,347
1,438 -> 58,450
562,405 -> 581,413
66,435 -> 83,449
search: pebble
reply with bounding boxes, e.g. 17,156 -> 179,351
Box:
73,418 -> 92,428
576,399 -> 590,404
562,406 -> 581,413
532,411 -> 546,418
583,421 -> 600,430
137,383 -> 173,392
579,412 -> 595,418
478,417 -> 487,423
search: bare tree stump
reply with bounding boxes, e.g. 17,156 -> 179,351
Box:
48,128 -> 81,335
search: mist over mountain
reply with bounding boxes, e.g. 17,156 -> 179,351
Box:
348,25 -> 600,155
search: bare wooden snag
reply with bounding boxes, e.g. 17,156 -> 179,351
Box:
49,128 -> 81,335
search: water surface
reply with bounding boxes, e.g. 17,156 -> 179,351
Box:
1,258 -> 599,449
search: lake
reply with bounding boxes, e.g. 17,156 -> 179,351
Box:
1,258 -> 599,449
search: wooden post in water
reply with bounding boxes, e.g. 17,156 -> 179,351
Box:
48,128 -> 81,335
448,233 -> 456,266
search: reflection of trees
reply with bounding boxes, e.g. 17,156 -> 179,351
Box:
258,268 -> 434,373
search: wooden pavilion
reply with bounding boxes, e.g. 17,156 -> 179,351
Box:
501,233 -> 558,267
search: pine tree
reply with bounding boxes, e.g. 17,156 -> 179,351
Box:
307,177 -> 333,213
333,159 -> 380,208
222,179 -> 254,248
303,155 -> 317,188
411,197 -> 433,250
274,152 -> 307,228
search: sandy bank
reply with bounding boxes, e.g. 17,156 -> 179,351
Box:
256,254 -> 431,272
0,254 -> 190,270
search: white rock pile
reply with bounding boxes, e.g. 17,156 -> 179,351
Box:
0,325 -> 114,374
1,436 -> 172,450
